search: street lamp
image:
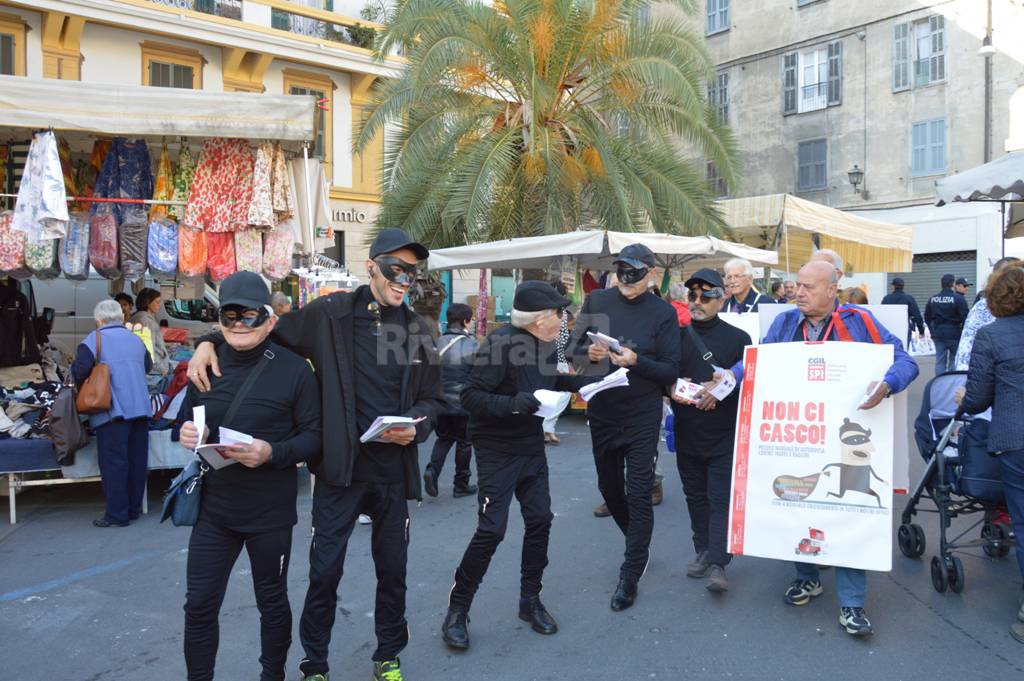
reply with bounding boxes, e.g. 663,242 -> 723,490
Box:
847,164 -> 864,195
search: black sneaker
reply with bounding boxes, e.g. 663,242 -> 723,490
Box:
453,483 -> 477,498
423,466 -> 439,498
839,607 -> 873,636
686,551 -> 711,578
442,608 -> 470,649
706,565 -> 729,593
783,579 -> 823,606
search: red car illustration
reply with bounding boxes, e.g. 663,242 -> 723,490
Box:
795,538 -> 822,556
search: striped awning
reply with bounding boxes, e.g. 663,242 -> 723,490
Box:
717,194 -> 913,273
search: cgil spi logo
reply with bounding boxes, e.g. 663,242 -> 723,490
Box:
807,357 -> 826,381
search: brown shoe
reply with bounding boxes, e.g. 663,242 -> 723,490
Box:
546,432 -> 561,445
651,481 -> 664,506
593,503 -> 611,518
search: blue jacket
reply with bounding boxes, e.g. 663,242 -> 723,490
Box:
729,304 -> 920,394
72,324 -> 152,429
961,314 -> 1024,453
924,287 -> 969,340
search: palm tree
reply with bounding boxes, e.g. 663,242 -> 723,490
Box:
356,0 -> 739,248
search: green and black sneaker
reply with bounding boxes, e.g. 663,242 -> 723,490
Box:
301,674 -> 329,681
373,658 -> 404,681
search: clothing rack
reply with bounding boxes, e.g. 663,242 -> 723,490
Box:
0,193 -> 187,206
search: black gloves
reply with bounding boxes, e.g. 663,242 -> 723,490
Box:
511,391 -> 541,415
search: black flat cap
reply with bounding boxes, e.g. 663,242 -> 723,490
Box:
513,280 -> 571,312
955,277 -> 971,286
685,267 -> 726,292
613,243 -> 656,269
370,228 -> 429,260
941,273 -> 955,285
219,271 -> 271,310
892,277 -> 905,287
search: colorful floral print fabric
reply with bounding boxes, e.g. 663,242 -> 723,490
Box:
184,138 -> 254,233
0,211 -> 30,279
170,146 -> 196,223
11,132 -> 70,242
60,212 -> 90,281
149,144 -> 174,221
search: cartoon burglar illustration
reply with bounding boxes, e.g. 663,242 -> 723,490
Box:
823,418 -> 887,508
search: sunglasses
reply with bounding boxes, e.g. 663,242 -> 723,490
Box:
219,306 -> 270,328
687,287 -> 723,304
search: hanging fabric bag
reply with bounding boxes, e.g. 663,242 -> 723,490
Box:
89,204 -> 120,279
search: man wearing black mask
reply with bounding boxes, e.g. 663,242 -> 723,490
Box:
668,268 -> 751,594
441,281 -> 596,650
188,229 -> 444,681
573,243 -> 682,611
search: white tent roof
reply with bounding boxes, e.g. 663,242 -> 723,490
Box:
935,150 -> 1024,205
427,230 -> 777,271
0,76 -> 316,141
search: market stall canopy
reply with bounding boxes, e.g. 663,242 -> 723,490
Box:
427,230 -> 777,271
718,193 -> 913,273
0,76 -> 316,141
934,150 -> 1024,205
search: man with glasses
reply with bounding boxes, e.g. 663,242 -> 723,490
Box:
723,257 -> 765,313
188,229 -> 444,681
573,243 -> 682,611
668,268 -> 751,594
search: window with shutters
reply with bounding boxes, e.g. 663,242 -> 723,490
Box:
911,118 -> 946,177
783,41 -> 841,115
141,42 -> 203,89
707,72 -> 729,124
797,139 -> 827,191
706,0 -> 729,36
706,162 -> 729,198
893,15 -> 945,92
284,69 -> 334,179
0,13 -> 26,77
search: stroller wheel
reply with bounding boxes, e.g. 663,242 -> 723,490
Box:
947,556 -> 965,593
930,555 -> 948,593
981,523 -> 1011,559
898,524 -> 926,558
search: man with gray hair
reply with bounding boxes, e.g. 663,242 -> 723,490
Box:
270,291 -> 292,317
442,281 -> 596,650
811,249 -> 845,282
723,258 -> 765,313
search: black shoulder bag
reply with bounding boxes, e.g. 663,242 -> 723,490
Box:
161,348 -> 275,527
685,325 -> 719,368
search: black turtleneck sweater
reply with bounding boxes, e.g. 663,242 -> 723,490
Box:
176,337 -> 322,532
573,287 -> 682,423
672,315 -> 751,453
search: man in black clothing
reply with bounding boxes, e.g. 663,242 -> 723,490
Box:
573,243 -> 682,611
177,271 -> 322,681
881,277 -> 924,344
441,281 -> 595,650
669,268 -> 750,595
188,229 -> 444,681
924,273 -> 969,373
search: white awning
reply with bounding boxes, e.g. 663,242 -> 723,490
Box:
935,150 -> 1024,205
0,76 -> 316,141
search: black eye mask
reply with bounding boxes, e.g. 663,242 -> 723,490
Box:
373,256 -> 418,286
616,264 -> 650,285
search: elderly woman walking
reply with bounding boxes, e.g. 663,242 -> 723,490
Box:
71,299 -> 152,527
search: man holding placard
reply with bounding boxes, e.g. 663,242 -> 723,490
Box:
669,268 -> 751,593
705,260 -> 918,636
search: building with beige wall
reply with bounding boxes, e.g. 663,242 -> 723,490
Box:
698,0 -> 1024,302
0,0 -> 398,279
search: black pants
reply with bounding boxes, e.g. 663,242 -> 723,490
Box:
299,480 -> 409,674
95,417 -> 149,525
428,414 -> 473,487
590,414 -> 661,582
449,449 -> 553,610
675,434 -> 734,567
184,518 -> 293,681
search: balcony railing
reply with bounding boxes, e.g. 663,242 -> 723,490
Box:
915,57 -> 944,87
800,82 -> 827,112
148,0 -> 242,20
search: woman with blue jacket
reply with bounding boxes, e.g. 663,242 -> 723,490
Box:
71,299 -> 152,527
961,265 -> 1024,644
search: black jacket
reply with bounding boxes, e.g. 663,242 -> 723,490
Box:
881,290 -> 925,335
961,314 -> 1024,453
201,286 -> 444,500
924,287 -> 969,340
438,328 -> 479,416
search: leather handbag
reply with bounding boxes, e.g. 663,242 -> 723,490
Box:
76,329 -> 112,414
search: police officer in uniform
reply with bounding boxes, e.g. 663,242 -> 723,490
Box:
881,277 -> 924,344
441,281 -> 596,650
924,273 -> 969,373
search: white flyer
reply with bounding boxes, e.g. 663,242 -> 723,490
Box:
586,331 -> 622,353
708,366 -> 736,400
532,389 -> 569,419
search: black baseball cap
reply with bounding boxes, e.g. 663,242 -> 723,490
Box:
892,277 -> 905,287
513,281 -> 571,312
685,268 -> 726,294
369,228 -> 429,260
218,271 -> 271,310
955,277 -> 971,286
612,243 -> 656,269
941,273 -> 955,285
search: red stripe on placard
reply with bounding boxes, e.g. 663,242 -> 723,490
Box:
729,346 -> 758,556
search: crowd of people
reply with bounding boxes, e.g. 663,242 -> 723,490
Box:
138,228 -> 1024,681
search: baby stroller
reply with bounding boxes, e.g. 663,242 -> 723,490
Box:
899,371 -> 1013,593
